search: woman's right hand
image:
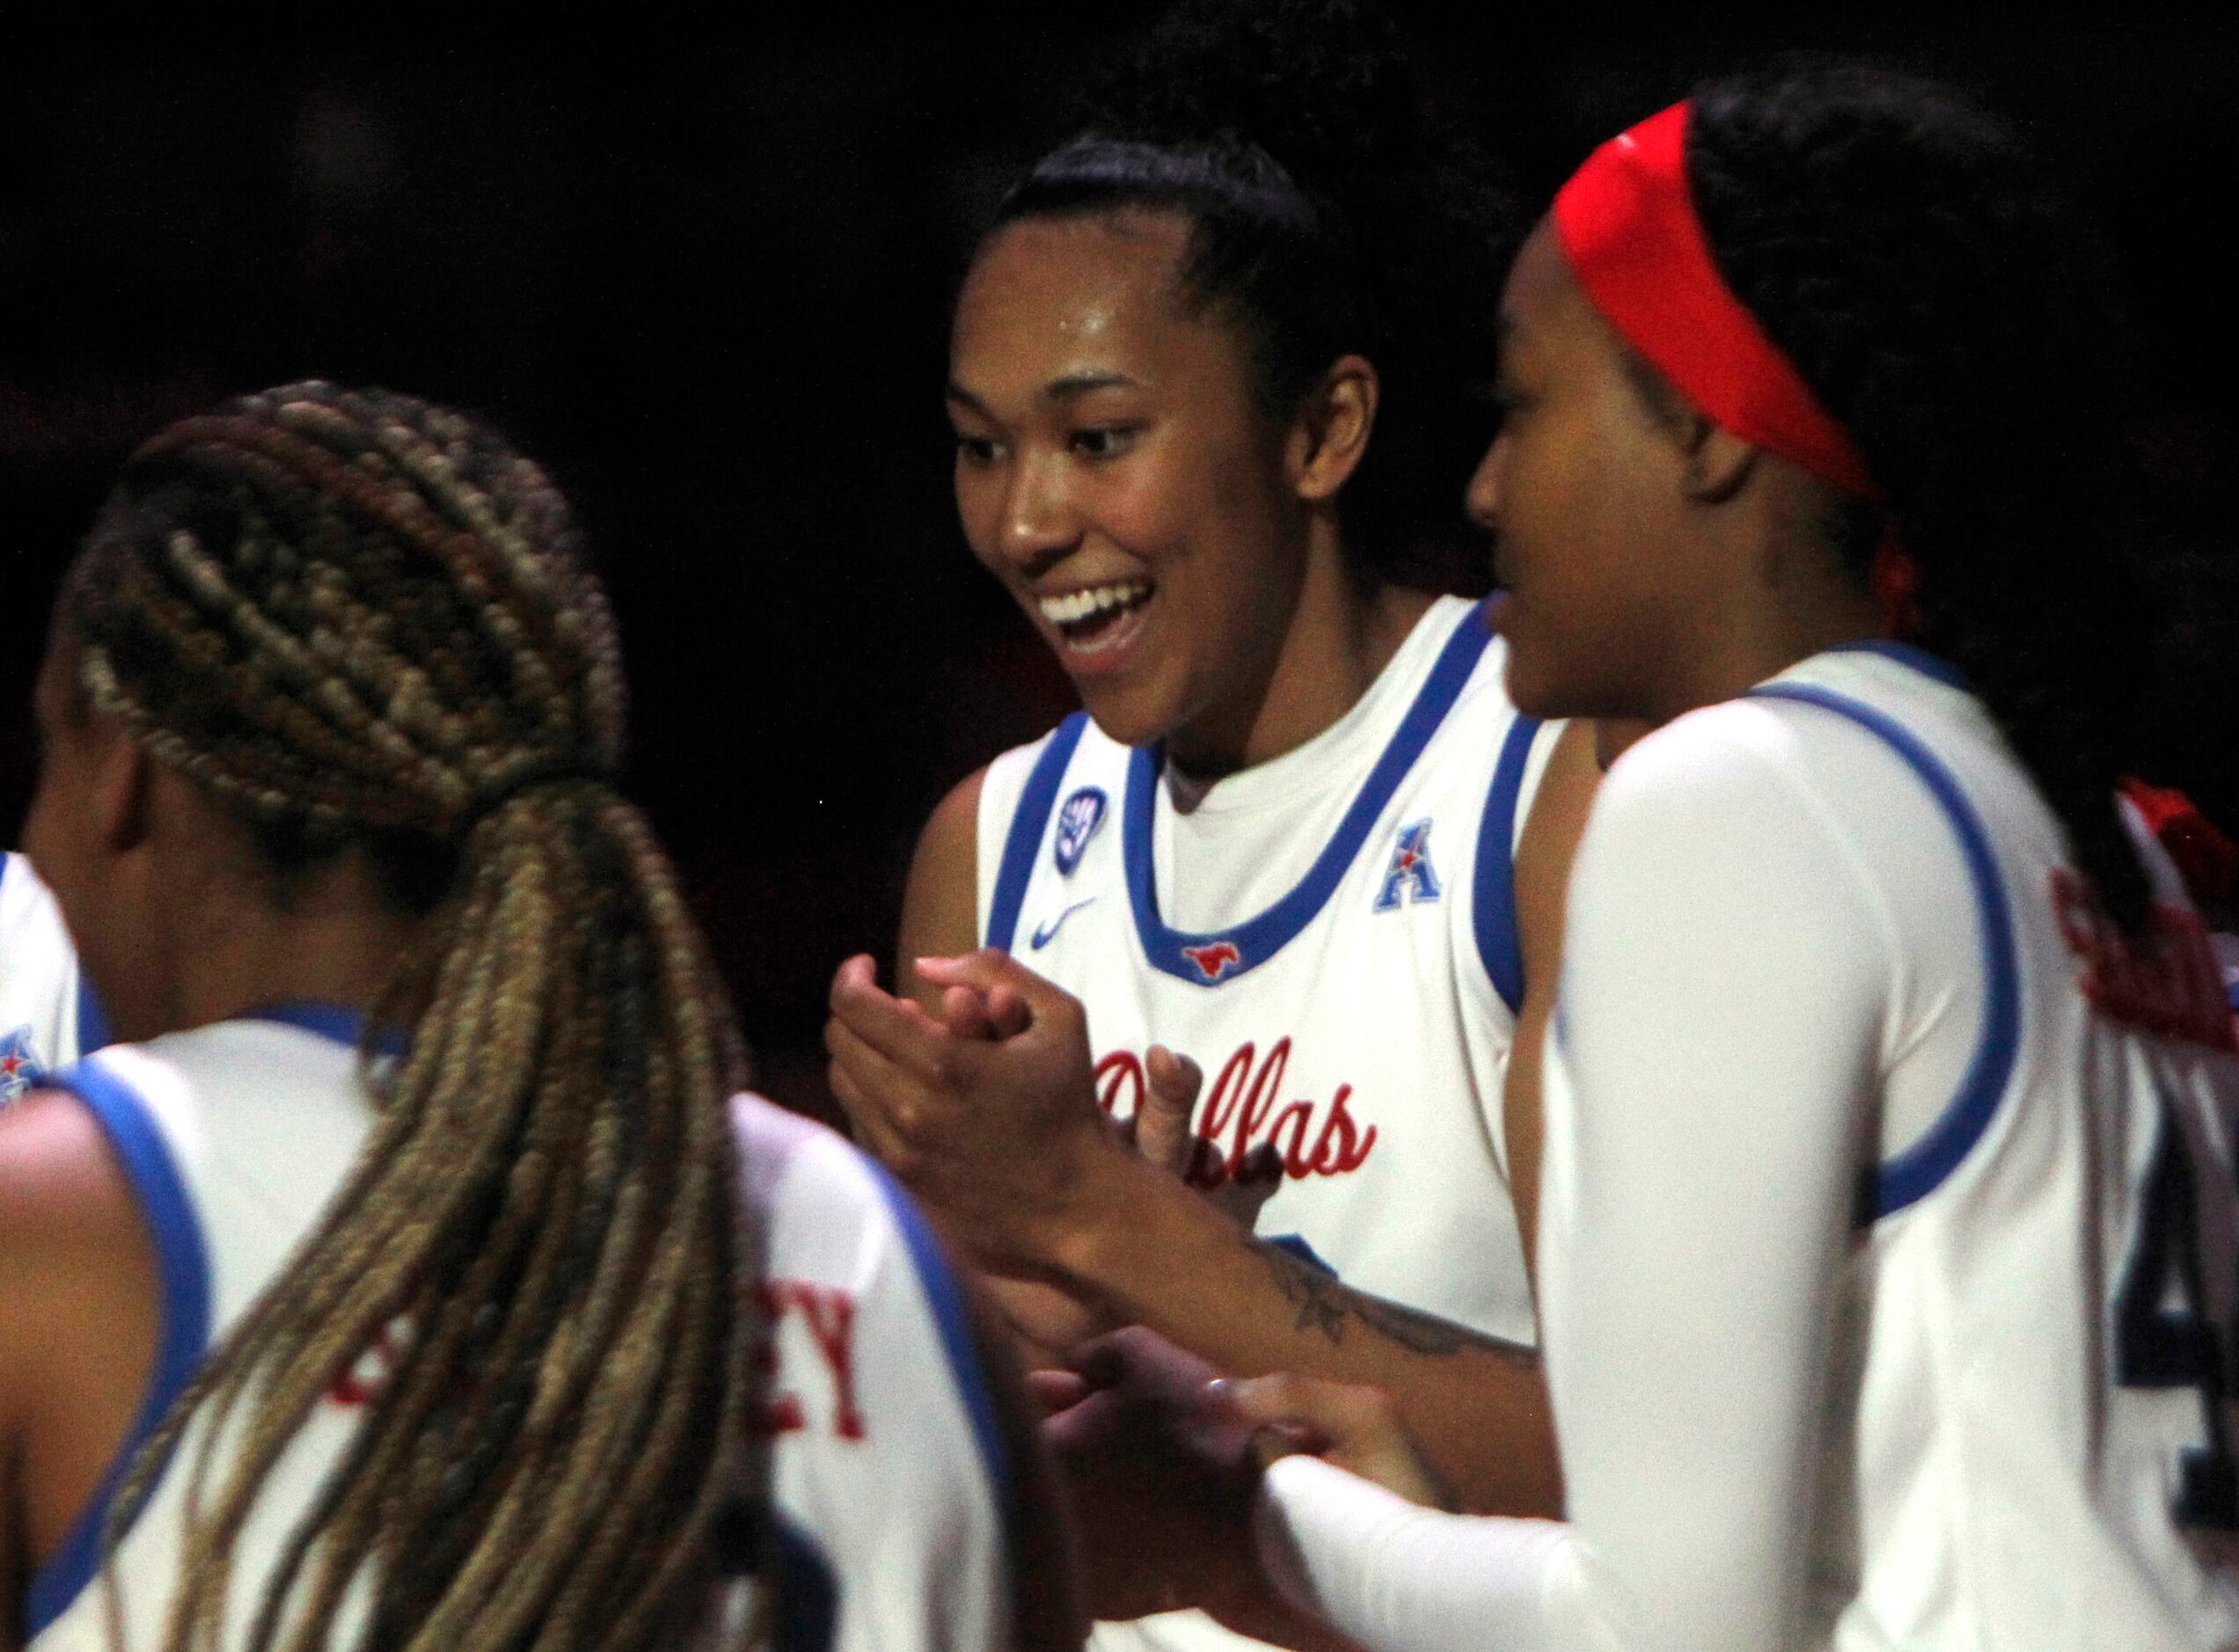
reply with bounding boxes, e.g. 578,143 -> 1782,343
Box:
1224,1372 -> 1457,1513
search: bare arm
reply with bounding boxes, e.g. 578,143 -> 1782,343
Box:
1501,720 -> 1603,1282
895,768 -> 987,1019
829,954 -> 1560,1517
0,1089 -> 162,1643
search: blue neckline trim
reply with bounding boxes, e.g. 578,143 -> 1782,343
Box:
26,1057 -> 213,1634
245,999 -> 408,1058
986,713 -> 1092,953
1750,683 -> 2021,1221
1123,599 -> 1496,987
76,976 -> 113,1056
1822,638 -> 1968,691
1471,717 -> 1544,1017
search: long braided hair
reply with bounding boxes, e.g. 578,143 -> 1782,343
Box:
1684,64 -> 2153,930
64,382 -> 764,1649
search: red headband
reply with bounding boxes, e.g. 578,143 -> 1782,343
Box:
1552,101 -> 1878,501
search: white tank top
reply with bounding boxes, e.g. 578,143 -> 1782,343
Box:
977,595 -> 1553,1652
0,853 -> 103,1107
1251,641 -> 2239,1650
25,1011 -> 1014,1651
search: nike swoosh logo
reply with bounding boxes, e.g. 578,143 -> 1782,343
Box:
1029,898 -> 1097,950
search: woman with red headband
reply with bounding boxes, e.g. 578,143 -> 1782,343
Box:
1220,64 -> 2239,1649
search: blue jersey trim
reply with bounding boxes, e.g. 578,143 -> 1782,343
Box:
26,1059 -> 214,1634
76,976 -> 113,1056
1123,600 -> 1496,987
772,1514 -> 839,1652
243,998 -> 409,1059
1471,716 -> 1545,1017
864,1161 -> 1012,1521
1750,683 -> 2022,1220
1821,638 -> 1968,691
986,713 -> 1092,952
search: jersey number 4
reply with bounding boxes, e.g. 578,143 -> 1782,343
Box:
2114,1087 -> 2239,1531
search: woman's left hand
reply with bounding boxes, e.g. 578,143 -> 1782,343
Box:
825,948 -> 1127,1276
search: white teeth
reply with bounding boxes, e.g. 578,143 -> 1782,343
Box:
1037,581 -> 1151,628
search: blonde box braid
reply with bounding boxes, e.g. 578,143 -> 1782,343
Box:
63,383 -> 765,1651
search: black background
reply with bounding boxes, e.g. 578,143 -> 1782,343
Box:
6,5 -> 2235,1118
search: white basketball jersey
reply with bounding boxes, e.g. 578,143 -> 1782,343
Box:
977,595 -> 1551,1652
1569,644 -> 2239,1648
26,1012 -> 1014,1651
0,852 -> 102,1107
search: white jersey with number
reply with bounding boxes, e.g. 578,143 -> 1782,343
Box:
1255,640 -> 2239,1651
977,595 -> 1553,1652
0,852 -> 101,1107
25,1010 -> 1014,1652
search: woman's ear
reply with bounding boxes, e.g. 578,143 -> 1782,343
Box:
89,723 -> 153,856
1289,354 -> 1380,503
1679,416 -> 1758,503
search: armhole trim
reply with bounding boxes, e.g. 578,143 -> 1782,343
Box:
771,1513 -> 839,1652
984,714 -> 1090,952
1471,715 -> 1546,1017
26,1058 -> 213,1634
862,1162 -> 1013,1531
1750,683 -> 2021,1221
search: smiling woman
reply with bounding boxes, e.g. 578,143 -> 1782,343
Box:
827,2 -> 1607,1648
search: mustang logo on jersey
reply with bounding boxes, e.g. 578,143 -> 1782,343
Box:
1095,1037 -> 1377,1181
1373,818 -> 1442,911
1053,786 -> 1109,876
1179,940 -> 1244,981
0,1026 -> 45,1106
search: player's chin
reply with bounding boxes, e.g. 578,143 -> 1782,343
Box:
1072,673 -> 1175,749
1500,630 -> 1594,723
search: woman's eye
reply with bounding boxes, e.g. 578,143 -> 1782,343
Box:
1069,426 -> 1137,459
954,434 -> 1000,465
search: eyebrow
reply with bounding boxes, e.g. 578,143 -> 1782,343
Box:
945,370 -> 1139,414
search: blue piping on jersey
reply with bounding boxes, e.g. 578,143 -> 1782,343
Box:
245,998 -> 410,1059
26,1059 -> 214,1635
987,713 -> 1092,952
1821,638 -> 1968,691
1471,716 -> 1545,1016
1750,683 -> 2022,1222
864,1160 -> 1013,1535
76,976 -> 113,1056
773,1514 -> 839,1652
1122,599 -> 1496,987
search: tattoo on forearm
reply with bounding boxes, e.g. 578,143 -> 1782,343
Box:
1253,1240 -> 1540,1363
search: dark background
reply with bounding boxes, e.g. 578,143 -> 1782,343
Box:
6,5 -> 2235,1119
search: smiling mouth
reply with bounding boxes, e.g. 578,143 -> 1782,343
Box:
1037,580 -> 1153,654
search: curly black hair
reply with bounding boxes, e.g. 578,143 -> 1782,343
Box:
1687,63 -> 2152,930
982,0 -> 1518,591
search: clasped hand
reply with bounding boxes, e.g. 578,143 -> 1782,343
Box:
826,949 -> 1145,1276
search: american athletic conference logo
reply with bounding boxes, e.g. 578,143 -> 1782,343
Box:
1372,818 -> 1441,912
0,1025 -> 48,1106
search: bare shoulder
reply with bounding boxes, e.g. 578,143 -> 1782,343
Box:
0,1089 -> 138,1251
0,1090 -> 154,1408
897,766 -> 989,1011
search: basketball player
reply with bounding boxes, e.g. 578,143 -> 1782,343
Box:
0,854 -> 99,1109
1191,67 -> 2239,1649
825,2 -> 1599,1639
0,384 -> 1079,1649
